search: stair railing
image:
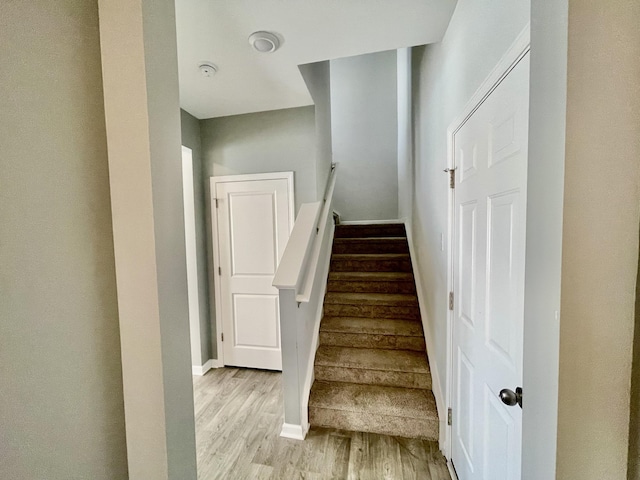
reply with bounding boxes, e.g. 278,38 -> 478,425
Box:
273,163 -> 338,440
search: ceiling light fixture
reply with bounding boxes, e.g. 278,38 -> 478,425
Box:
199,63 -> 218,77
249,31 -> 280,53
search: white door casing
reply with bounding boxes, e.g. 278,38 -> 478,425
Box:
182,146 -> 203,368
450,53 -> 530,480
210,172 -> 294,371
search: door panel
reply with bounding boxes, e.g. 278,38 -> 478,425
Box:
451,54 -> 529,480
214,174 -> 293,370
232,294 -> 280,349
229,192 -> 278,275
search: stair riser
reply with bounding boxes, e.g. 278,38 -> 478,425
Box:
323,304 -> 420,320
309,407 -> 438,441
332,241 -> 409,255
319,331 -> 426,351
327,280 -> 416,294
330,258 -> 412,273
334,225 -> 406,238
314,365 -> 431,390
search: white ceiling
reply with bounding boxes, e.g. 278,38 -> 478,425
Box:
175,0 -> 457,120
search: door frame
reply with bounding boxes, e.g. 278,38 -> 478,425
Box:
209,171 -> 295,368
444,24 -> 530,466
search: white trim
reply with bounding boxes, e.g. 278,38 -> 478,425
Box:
444,23 -> 530,461
182,146 -> 204,368
299,222 -> 335,436
191,359 -> 214,376
280,422 -> 307,440
447,461 -> 459,480
448,25 -> 530,135
339,219 -> 403,225
209,358 -> 224,369
405,221 -> 447,448
209,171 -> 295,369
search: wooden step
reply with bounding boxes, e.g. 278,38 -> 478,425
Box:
334,223 -> 406,239
323,303 -> 420,320
324,292 -> 418,307
330,253 -> 412,273
319,316 -> 425,351
314,345 -> 431,390
309,381 -> 438,440
323,292 -> 420,320
332,237 -> 409,254
327,272 -> 416,294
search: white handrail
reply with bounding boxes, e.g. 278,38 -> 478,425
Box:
272,164 -> 338,298
296,165 -> 338,302
272,202 -> 322,291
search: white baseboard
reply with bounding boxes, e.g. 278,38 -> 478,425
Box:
192,359 -> 217,376
280,422 -> 307,440
339,219 -> 403,225
404,221 -> 447,450
210,358 -> 224,368
448,461 -> 459,480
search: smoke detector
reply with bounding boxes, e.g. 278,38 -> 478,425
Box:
249,31 -> 280,53
199,63 -> 218,77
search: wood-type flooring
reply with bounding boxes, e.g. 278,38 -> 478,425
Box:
193,367 -> 451,480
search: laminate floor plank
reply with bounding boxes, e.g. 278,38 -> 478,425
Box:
194,368 -> 450,480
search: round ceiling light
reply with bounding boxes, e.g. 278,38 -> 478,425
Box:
249,31 -> 280,53
199,63 -> 217,77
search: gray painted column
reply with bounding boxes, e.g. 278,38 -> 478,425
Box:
98,0 -> 197,478
279,289 -> 302,427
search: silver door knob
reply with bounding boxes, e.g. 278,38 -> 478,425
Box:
499,387 -> 523,408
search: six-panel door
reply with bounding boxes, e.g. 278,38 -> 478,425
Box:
452,54 -> 530,479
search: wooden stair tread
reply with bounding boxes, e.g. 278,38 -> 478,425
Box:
324,292 -> 418,306
332,253 -> 409,260
334,224 -> 406,238
334,236 -> 407,242
320,316 -> 423,336
309,381 -> 437,420
328,272 -> 413,282
315,345 -> 429,374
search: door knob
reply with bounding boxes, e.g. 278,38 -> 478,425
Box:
499,387 -> 523,408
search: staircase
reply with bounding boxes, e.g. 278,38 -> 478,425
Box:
308,223 -> 439,440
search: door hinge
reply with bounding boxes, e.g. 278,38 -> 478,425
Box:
448,408 -> 453,426
449,291 -> 454,311
444,168 -> 456,189
215,198 -> 219,208
218,266 -> 222,276
221,332 -> 224,342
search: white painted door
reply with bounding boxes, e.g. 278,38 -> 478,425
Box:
451,54 -> 529,480
212,173 -> 294,371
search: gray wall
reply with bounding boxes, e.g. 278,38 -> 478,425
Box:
201,106 -> 318,210
136,2 -> 197,475
555,1 -> 640,478
299,61 -> 334,200
411,0 -> 529,419
331,50 -> 399,221
397,48 -> 413,223
0,1 -> 128,478
629,237 -> 640,480
180,109 -> 213,363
